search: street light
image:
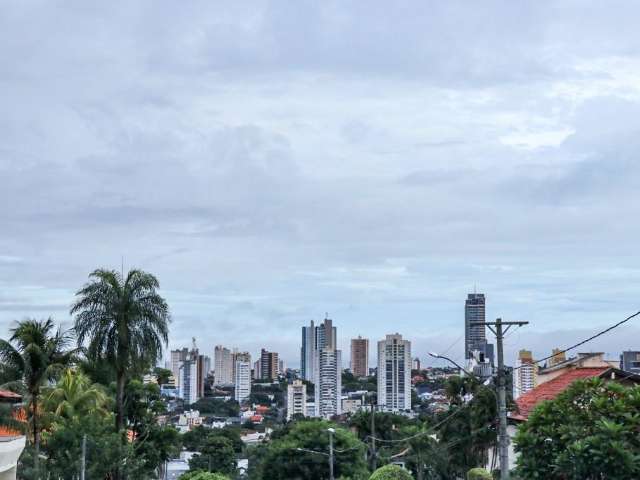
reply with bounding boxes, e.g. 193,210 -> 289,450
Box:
428,352 -> 474,377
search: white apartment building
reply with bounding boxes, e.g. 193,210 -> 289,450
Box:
286,380 -> 307,420
234,353 -> 252,404
515,349 -> 538,398
377,333 -> 411,412
314,349 -> 342,418
214,345 -> 234,386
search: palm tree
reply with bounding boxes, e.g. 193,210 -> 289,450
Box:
70,269 -> 170,433
0,318 -> 75,475
42,368 -> 109,423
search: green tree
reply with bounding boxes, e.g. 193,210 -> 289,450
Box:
41,368 -> 109,423
399,425 -> 450,480
153,367 -> 173,385
256,420 -> 368,480
189,436 -> 237,476
370,464 -> 413,479
0,318 -> 74,475
514,378 -> 640,479
437,376 -> 497,477
181,471 -> 230,480
467,467 -> 492,479
71,269 -> 170,433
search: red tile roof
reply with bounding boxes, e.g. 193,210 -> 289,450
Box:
511,367 -> 608,421
0,390 -> 21,400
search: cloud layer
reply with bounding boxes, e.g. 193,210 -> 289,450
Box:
2,1 -> 640,366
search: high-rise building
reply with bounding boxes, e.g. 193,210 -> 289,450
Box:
253,360 -> 261,380
260,349 -> 279,380
179,353 -> 199,405
170,348 -> 189,381
350,336 -> 369,378
620,351 -> 640,374
196,354 -> 210,399
412,357 -> 421,371
377,333 -> 411,412
301,317 -> 338,382
234,352 -> 252,404
314,348 -> 342,418
514,349 -> 538,398
286,380 -> 308,420
278,359 -> 285,375
301,320 -> 316,382
214,345 -> 234,385
465,293 -> 486,360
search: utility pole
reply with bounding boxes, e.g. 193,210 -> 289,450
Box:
328,428 -> 335,480
370,400 -> 377,471
472,317 -> 528,480
80,434 -> 86,480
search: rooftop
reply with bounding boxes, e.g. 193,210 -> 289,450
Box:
511,367 -> 608,421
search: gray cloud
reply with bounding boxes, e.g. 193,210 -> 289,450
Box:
2,1 -> 640,365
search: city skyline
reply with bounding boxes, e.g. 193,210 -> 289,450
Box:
3,2 -> 640,370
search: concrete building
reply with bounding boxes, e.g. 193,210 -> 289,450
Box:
178,354 -> 199,405
300,320 -> 316,382
170,347 -> 189,382
314,349 -> 342,418
514,349 -> 538,398
548,348 -> 567,367
412,357 -> 421,371
196,354 -> 210,399
260,349 -> 279,380
465,293 -> 486,360
234,352 -> 252,404
377,333 -> 411,412
350,336 -> 369,378
286,380 -> 307,420
620,351 -> 640,374
214,345 -> 234,386
538,352 -> 618,385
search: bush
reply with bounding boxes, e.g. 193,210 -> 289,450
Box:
370,464 -> 413,480
180,471 -> 229,480
467,467 -> 492,480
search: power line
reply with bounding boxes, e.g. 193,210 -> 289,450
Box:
512,309 -> 640,371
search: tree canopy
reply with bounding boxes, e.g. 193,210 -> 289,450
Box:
515,378 -> 640,479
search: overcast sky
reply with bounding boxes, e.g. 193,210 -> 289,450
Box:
2,1 -> 640,368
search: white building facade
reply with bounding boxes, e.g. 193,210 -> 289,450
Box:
286,380 -> 307,420
214,345 -> 234,386
377,334 -> 411,412
314,349 -> 342,418
234,353 -> 252,404
178,356 -> 199,405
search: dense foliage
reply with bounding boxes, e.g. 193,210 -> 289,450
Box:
515,378 -> 640,479
369,464 -> 413,480
249,419 -> 368,479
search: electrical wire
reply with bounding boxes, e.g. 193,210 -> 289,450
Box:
511,308 -> 640,371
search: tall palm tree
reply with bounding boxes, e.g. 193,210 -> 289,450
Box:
70,269 -> 170,433
0,318 -> 75,475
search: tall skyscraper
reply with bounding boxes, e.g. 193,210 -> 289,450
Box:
465,293 -> 486,360
234,352 -> 252,404
314,348 -> 342,418
286,380 -> 308,420
514,349 -> 538,398
377,333 -> 411,412
214,345 -> 234,385
350,336 -> 369,378
260,349 -> 279,380
300,320 -> 316,381
301,317 -> 338,382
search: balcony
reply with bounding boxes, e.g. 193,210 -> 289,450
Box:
0,435 -> 26,480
